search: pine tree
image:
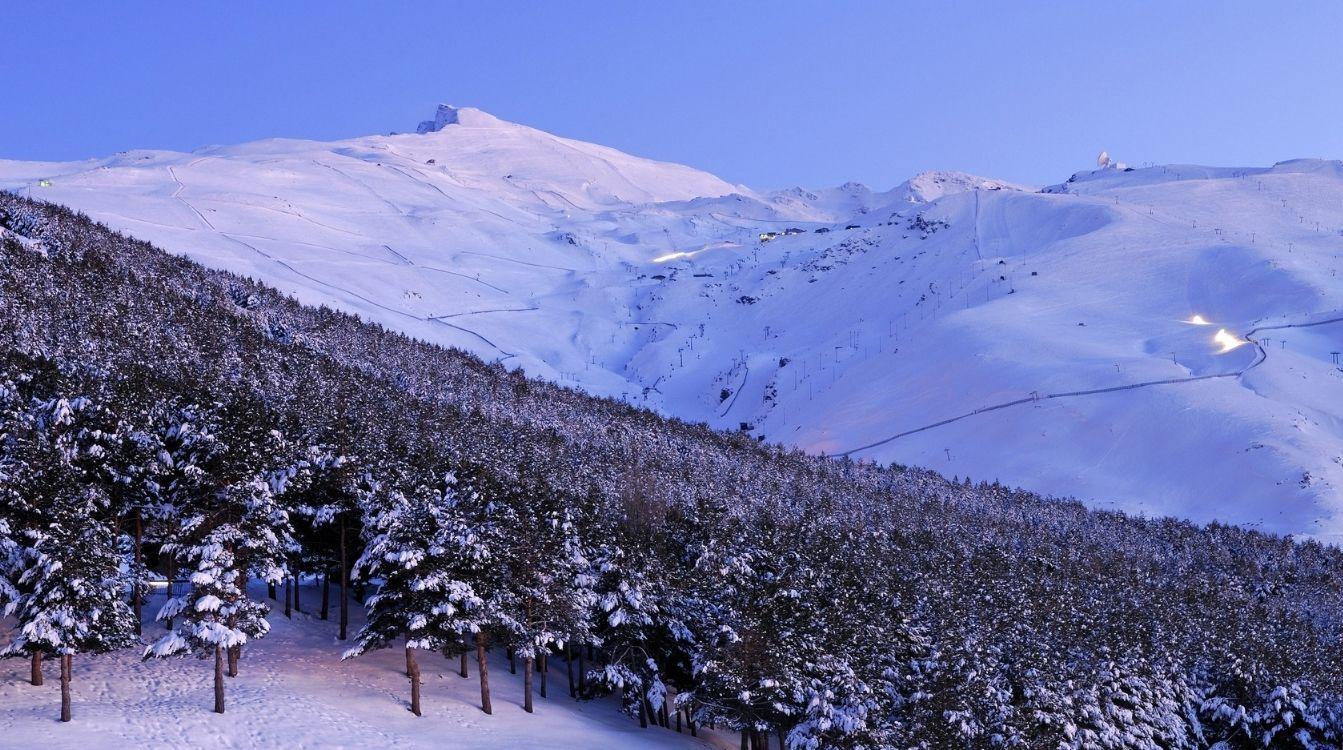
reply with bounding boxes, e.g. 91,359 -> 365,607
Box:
143,395 -> 295,714
0,516 -> 17,611
684,503 -> 796,740
99,397 -> 173,637
1202,679 -> 1341,750
0,367 -> 28,613
0,387 -> 138,721
1058,663 -> 1201,750
489,470 -> 595,714
344,469 -> 492,716
587,475 -> 695,729
3,486 -> 138,721
288,441 -> 370,640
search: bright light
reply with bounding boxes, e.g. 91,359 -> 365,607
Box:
651,240 -> 742,264
1213,328 -> 1247,353
1186,314 -> 1212,326
651,251 -> 693,264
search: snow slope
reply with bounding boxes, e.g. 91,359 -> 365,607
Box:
0,583 -> 723,749
4,107 -> 1342,542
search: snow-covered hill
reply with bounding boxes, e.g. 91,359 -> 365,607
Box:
4,107 -> 1341,541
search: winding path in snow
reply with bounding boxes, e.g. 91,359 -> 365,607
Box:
428,306 -> 540,320
838,312 -> 1343,458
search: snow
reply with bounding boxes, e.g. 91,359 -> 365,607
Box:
193,594 -> 222,612
1,584 -> 723,749
3,108 -> 1343,542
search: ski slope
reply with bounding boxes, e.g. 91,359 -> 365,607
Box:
3,106 -> 1341,542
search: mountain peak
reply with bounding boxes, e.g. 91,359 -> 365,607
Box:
416,104 -> 503,133
900,170 -> 1026,202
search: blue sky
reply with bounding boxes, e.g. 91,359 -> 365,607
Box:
3,2 -> 1342,188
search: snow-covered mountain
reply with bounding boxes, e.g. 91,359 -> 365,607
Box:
4,106 -> 1341,541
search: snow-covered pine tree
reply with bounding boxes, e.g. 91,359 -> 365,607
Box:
0,387 -> 138,721
589,539 -> 678,727
106,428 -> 157,636
144,395 -> 229,632
0,361 -> 29,615
97,385 -> 177,636
2,483 -> 138,722
683,493 -> 932,749
587,470 -> 695,730
0,373 -> 99,627
344,469 -> 491,716
143,394 -> 295,714
288,440 -> 371,639
778,521 -> 933,750
488,469 -> 595,715
1202,678 -> 1341,750
1056,663 -> 1202,750
1252,682 -> 1342,749
685,501 -> 804,745
0,516 -> 16,611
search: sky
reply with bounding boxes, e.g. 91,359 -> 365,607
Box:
3,2 -> 1343,189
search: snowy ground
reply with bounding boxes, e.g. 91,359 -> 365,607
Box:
3,106 -> 1342,541
0,582 -> 720,749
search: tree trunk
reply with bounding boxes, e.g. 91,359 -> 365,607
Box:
638,692 -> 649,728
405,638 -> 414,677
523,656 -> 534,713
293,571 -> 302,613
475,632 -> 492,715
60,654 -> 71,722
320,570 -> 330,620
284,576 -> 292,619
338,517 -> 349,640
213,646 -> 225,714
566,644 -> 576,698
677,706 -> 682,732
539,652 -> 547,698
688,706 -> 697,737
164,555 -> 175,631
132,510 -> 143,636
459,651 -> 468,679
227,645 -> 239,677
741,729 -> 749,750
574,650 -> 585,698
577,645 -> 588,698
509,649 -> 516,674
31,651 -> 43,686
407,648 -> 421,717
268,581 -> 276,600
